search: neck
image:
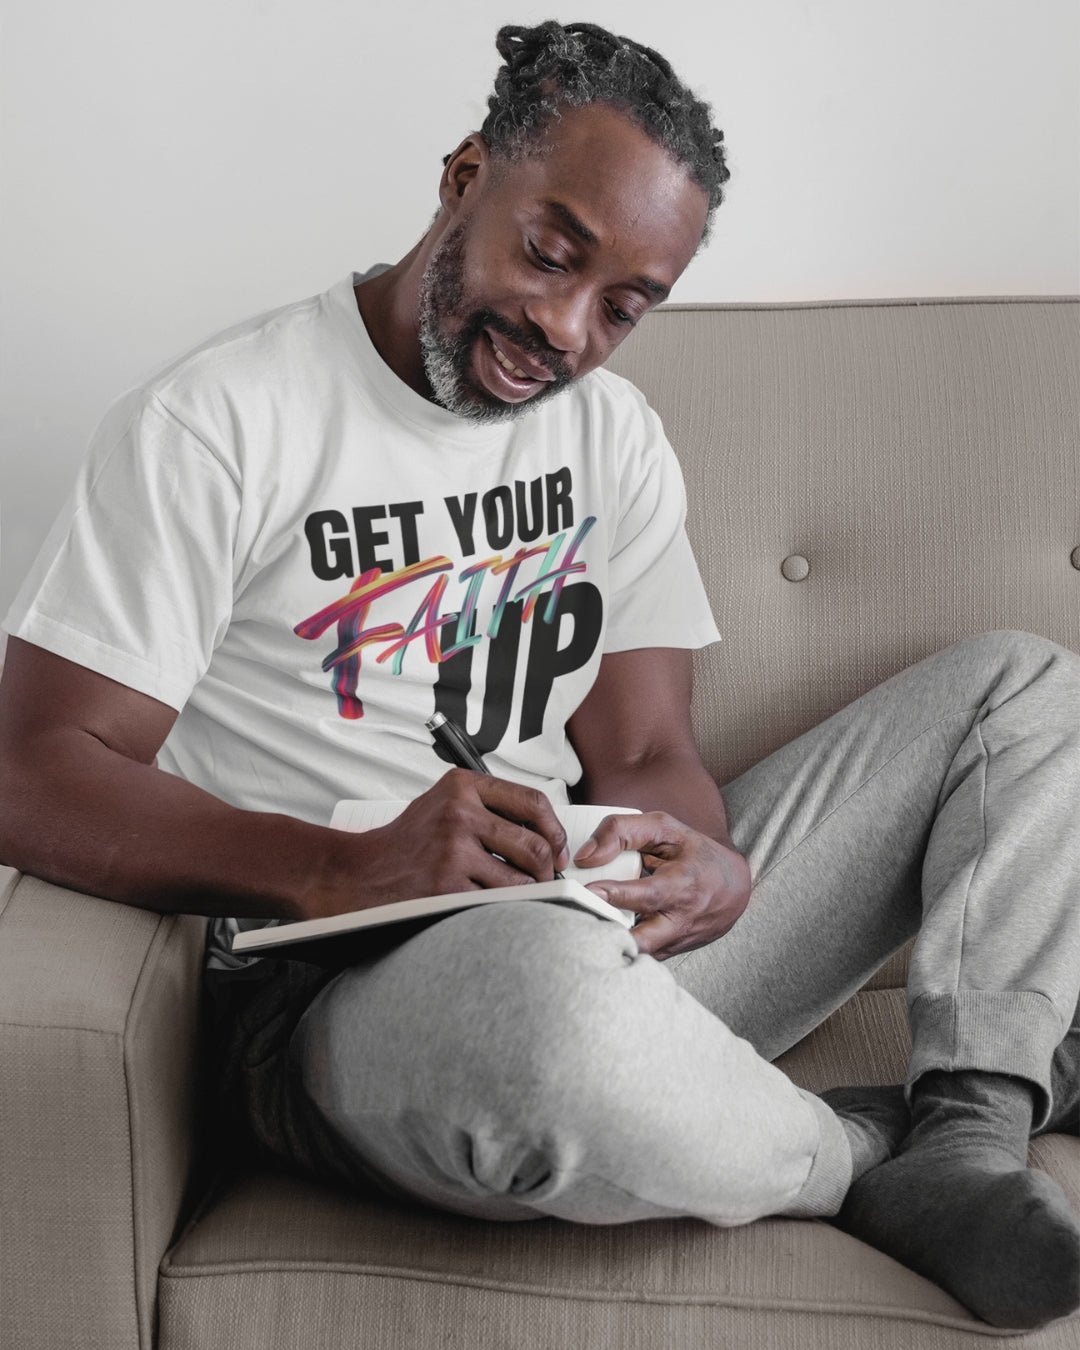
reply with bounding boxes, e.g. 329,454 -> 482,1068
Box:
354,237 -> 435,399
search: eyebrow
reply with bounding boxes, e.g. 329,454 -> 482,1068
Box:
542,199 -> 671,299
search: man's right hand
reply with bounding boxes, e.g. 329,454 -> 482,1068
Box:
322,768 -> 570,916
0,639 -> 570,924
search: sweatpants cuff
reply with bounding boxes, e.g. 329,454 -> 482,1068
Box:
779,1091 -> 853,1218
907,990 -> 1065,1130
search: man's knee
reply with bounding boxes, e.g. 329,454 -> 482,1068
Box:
299,901 -> 642,1125
949,629 -> 1074,677
293,903 -> 653,1209
931,631 -> 1080,712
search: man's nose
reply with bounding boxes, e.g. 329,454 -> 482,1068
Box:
524,291 -> 590,356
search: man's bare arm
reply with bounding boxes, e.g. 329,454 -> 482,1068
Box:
0,639 -> 568,919
567,647 -> 752,957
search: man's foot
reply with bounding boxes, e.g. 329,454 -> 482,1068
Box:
835,1070 -> 1080,1328
820,1084 -> 910,1178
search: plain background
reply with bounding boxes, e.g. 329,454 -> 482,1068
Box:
1,0 -> 1078,620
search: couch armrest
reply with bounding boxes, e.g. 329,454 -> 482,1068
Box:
0,869 -> 208,1350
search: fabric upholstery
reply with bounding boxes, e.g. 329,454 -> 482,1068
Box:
4,298 -> 1078,1348
158,1145 -> 1079,1349
606,299 -> 1080,782
0,870 -> 208,1350
158,964 -> 1078,1349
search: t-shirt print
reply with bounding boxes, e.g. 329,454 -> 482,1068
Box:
294,464 -> 603,759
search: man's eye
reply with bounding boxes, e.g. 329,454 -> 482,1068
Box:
606,300 -> 636,327
528,240 -> 564,271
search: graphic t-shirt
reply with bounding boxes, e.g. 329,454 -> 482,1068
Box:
4,273 -> 719,965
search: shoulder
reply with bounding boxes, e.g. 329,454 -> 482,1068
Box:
562,366 -> 679,489
145,288 -> 332,410
106,283 -> 352,479
572,364 -> 656,422
550,365 -> 669,460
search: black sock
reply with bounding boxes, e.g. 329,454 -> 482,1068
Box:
820,1084 -> 910,1178
1039,1023 -> 1080,1137
835,1070 -> 1080,1329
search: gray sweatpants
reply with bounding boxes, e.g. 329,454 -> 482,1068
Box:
221,632 -> 1080,1227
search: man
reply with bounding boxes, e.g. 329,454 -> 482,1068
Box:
0,21 -> 1077,1330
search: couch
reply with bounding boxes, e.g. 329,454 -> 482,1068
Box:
2,296 -> 1077,1349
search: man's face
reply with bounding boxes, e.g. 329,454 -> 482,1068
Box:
418,102 -> 709,423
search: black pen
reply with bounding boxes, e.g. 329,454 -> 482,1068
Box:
425,712 -> 565,879
426,711 -> 489,774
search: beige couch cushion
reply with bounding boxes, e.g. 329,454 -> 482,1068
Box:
161,962 -> 1078,1349
0,871 -> 207,1350
161,941 -> 1078,1348
160,1140 -> 1078,1350
606,298 -> 1080,782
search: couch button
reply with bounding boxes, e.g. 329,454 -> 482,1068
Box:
1071,547 -> 1080,571
781,554 -> 810,582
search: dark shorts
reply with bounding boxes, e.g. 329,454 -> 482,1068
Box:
206,959 -> 372,1187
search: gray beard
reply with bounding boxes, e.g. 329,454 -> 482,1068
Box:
416,226 -> 570,425
419,321 -> 518,424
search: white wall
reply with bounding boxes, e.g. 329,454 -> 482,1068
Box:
2,0 -> 1078,617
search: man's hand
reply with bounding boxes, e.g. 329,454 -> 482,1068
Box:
0,640 -> 571,924
564,647 -> 752,960
341,769 -> 570,911
573,811 -> 751,959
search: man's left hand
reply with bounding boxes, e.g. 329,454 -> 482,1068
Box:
574,812 -> 752,959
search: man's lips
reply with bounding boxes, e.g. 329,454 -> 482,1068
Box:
483,329 -> 556,384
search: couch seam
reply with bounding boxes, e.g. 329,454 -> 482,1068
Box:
155,1262 -> 1032,1336
122,911 -> 176,1350
0,1018 -> 127,1035
654,295 -> 1078,314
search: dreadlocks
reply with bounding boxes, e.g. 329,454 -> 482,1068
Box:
478,21 -> 730,240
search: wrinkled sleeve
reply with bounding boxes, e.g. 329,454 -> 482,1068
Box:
3,393 -> 241,711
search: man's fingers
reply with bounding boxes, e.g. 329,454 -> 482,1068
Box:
469,772 -> 569,874
478,813 -> 565,881
587,864 -> 718,958
574,810 -> 683,867
395,769 -> 570,889
584,875 -> 652,911
466,848 -> 547,891
628,909 -> 681,959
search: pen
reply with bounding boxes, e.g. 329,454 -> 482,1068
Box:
425,712 -> 565,879
426,711 -> 489,775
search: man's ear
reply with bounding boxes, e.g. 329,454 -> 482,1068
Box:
439,134 -> 490,214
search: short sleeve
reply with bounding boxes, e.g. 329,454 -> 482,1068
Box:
602,393 -> 720,654
3,393 -> 241,710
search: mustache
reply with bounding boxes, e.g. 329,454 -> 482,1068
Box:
464,309 -> 574,386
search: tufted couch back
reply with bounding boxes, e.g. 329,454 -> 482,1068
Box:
608,298 -> 1080,782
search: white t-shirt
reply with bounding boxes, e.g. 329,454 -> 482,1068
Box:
5,273 -> 719,965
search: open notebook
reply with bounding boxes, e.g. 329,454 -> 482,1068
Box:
231,801 -> 641,966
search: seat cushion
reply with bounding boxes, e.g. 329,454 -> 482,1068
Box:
159,983 -> 1079,1350
159,1136 -> 1078,1350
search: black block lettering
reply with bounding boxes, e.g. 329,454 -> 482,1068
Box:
352,506 -> 392,574
482,484 -> 515,549
305,510 -> 353,580
445,493 -> 478,556
545,467 -> 574,533
389,501 -> 424,566
520,582 -> 603,741
432,601 -> 524,759
515,477 -> 545,542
